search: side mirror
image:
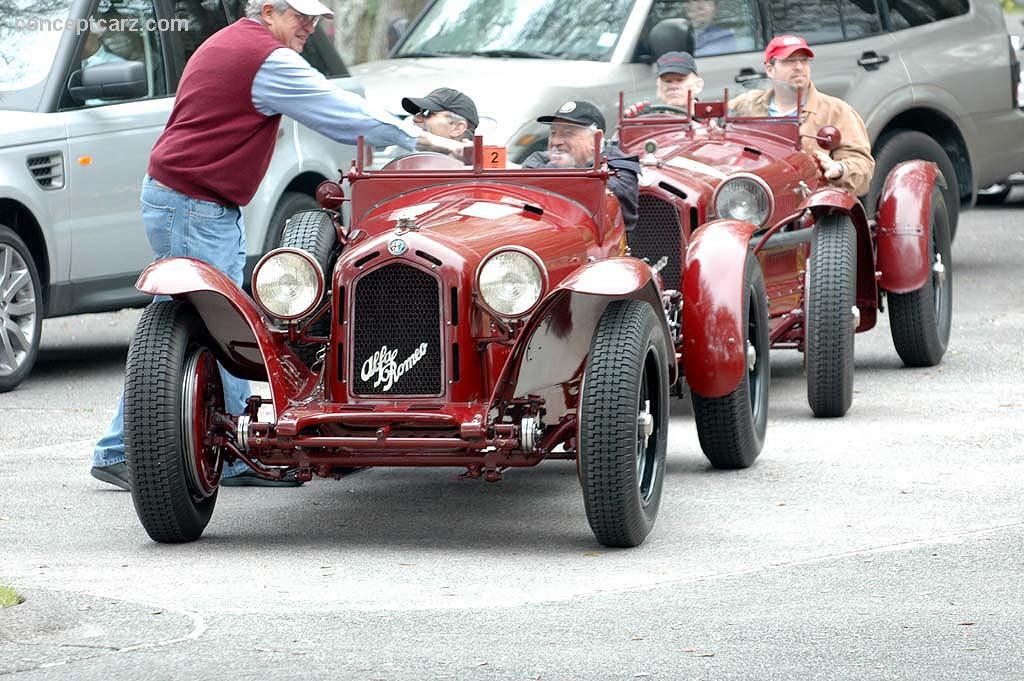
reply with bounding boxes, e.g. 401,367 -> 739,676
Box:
647,18 -> 695,62
814,126 -> 842,152
68,61 -> 147,103
387,18 -> 409,52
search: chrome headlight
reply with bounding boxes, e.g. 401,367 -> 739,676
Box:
476,248 -> 546,318
252,248 -> 324,320
713,173 -> 774,228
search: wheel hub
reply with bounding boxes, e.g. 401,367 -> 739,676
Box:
181,349 -> 224,499
637,399 -> 654,449
745,340 -> 757,373
933,254 -> 946,285
0,243 -> 37,376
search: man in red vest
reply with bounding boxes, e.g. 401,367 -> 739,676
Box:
91,0 -> 464,490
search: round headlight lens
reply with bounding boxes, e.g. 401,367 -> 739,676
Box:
714,176 -> 772,227
477,250 -> 545,317
252,249 -> 323,320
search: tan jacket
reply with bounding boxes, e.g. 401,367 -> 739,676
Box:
729,84 -> 875,196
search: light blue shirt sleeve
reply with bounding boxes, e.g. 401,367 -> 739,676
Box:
251,48 -> 421,150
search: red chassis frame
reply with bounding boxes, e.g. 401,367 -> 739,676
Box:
134,137 -> 756,481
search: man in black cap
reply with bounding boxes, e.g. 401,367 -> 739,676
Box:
626,51 -> 704,117
522,100 -> 640,231
402,87 -> 479,141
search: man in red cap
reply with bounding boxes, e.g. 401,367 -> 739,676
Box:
729,35 -> 874,196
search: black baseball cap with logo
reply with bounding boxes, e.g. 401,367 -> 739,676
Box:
401,87 -> 479,130
536,100 -> 606,132
656,51 -> 698,77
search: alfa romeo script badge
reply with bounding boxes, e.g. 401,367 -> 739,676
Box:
388,239 -> 408,256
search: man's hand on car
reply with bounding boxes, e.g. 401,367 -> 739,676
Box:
416,131 -> 472,159
814,149 -> 844,180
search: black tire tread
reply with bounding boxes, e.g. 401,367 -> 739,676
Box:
124,300 -> 216,543
580,300 -> 667,548
692,254 -> 769,469
888,190 -> 953,367
806,214 -> 856,418
0,225 -> 43,393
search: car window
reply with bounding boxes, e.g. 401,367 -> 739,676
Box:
647,0 -> 758,56
397,0 -> 636,62
886,0 -> 968,30
766,1 -> 844,44
0,0 -> 74,111
175,0 -> 229,63
841,0 -> 882,39
72,0 -> 168,107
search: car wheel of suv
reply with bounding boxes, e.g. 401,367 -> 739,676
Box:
805,214 -> 857,418
691,253 -> 769,469
887,189 -> 953,367
0,226 -> 42,393
279,210 -> 338,367
262,191 -> 319,254
976,183 -> 1011,205
866,129 -> 960,241
124,300 -> 223,543
578,300 -> 669,548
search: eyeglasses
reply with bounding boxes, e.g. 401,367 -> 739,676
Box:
776,55 -> 811,66
289,9 -> 320,28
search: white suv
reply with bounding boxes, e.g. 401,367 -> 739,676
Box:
0,0 -> 359,391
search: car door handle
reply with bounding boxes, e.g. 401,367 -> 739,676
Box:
735,67 -> 766,83
857,51 -> 890,69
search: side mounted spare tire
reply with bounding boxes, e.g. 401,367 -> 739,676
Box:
262,191 -> 319,254
278,210 -> 338,367
865,129 -> 960,241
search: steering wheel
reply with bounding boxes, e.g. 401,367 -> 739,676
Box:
643,104 -> 690,116
380,152 -> 464,171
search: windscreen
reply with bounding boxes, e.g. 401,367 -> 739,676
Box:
0,0 -> 75,111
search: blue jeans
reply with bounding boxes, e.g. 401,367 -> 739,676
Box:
92,176 -> 250,476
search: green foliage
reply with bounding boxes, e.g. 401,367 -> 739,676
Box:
0,585 -> 23,608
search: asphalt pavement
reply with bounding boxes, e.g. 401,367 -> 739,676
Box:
1,193 -> 1023,680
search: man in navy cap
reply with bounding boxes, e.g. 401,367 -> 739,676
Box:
522,100 -> 640,231
626,51 -> 704,117
402,87 -> 479,141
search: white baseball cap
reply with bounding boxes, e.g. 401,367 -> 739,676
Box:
283,0 -> 333,17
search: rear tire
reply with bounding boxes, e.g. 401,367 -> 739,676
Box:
579,300 -> 669,548
888,189 -> 953,367
279,210 -> 338,367
125,301 -> 224,543
866,129 -> 960,241
692,253 -> 769,469
0,226 -> 42,393
805,214 -> 857,418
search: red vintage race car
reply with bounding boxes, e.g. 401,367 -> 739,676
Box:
618,97 -> 952,418
122,137 -> 768,548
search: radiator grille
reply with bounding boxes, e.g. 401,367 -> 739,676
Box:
27,153 -> 64,190
629,194 -> 684,289
351,263 -> 442,396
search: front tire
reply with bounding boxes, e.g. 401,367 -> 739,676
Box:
805,214 -> 857,418
0,226 -> 43,393
888,189 -> 953,367
579,300 -> 670,548
692,253 -> 769,469
124,300 -> 226,543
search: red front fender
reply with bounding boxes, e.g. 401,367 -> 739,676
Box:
875,160 -> 940,294
488,257 -> 677,409
682,219 -> 757,398
136,257 -> 317,412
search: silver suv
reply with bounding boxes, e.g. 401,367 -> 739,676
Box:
357,0 -> 1022,233
0,0 -> 360,391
